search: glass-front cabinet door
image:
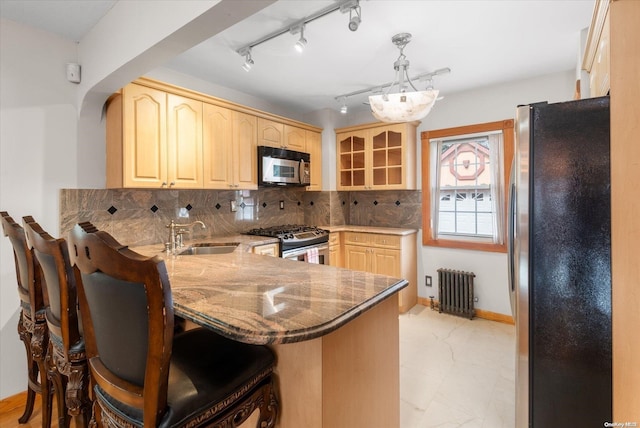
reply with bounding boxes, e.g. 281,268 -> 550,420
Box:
371,125 -> 403,188
338,132 -> 367,189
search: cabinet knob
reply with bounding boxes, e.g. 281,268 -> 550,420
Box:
161,182 -> 167,187
169,182 -> 175,187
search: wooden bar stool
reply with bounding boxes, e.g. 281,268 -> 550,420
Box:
1,211 -> 51,427
68,222 -> 278,427
23,216 -> 90,428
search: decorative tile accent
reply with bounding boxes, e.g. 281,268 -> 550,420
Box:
262,202 -> 267,208
373,200 -> 378,206
215,203 -> 221,210
395,201 -> 401,206
150,205 -> 158,213
354,200 -> 358,205
297,202 -> 301,206
186,204 -> 192,211
240,202 -> 246,209
107,206 -> 117,215
310,201 -> 314,206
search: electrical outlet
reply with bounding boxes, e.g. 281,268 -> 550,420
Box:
230,200 -> 237,212
279,200 -> 285,210
425,275 -> 432,287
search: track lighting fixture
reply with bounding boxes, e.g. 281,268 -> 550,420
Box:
340,98 -> 348,114
236,0 -> 363,68
291,24 -> 307,53
239,47 -> 253,72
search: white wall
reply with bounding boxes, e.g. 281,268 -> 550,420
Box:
0,18 -> 79,399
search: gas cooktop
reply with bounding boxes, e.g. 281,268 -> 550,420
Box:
246,224 -> 329,241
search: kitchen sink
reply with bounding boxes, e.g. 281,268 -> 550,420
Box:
178,242 -> 239,255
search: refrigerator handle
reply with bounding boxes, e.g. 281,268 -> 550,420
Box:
507,163 -> 516,317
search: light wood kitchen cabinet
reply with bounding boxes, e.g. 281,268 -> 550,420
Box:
582,0 -> 610,98
252,242 -> 279,257
258,119 -> 307,151
107,84 -> 203,188
167,94 -> 203,188
107,78 -> 322,190
203,104 -> 257,189
283,125 -> 307,151
328,232 -> 342,267
343,231 -> 416,313
257,118 -> 284,149
306,130 -> 322,191
336,122 -> 417,190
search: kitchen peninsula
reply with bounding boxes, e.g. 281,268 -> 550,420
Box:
134,241 -> 407,428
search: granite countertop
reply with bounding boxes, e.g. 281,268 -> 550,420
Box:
133,240 -> 407,345
320,225 -> 418,235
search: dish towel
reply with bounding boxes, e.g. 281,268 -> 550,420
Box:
306,247 -> 319,264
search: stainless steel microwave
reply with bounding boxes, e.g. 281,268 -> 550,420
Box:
258,146 -> 310,187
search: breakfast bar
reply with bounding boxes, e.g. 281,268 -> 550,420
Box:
135,243 -> 407,428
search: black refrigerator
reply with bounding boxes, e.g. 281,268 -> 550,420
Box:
508,97 -> 612,427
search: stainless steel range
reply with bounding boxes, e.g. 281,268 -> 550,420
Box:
246,225 -> 329,264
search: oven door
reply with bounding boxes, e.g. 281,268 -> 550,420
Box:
282,244 -> 328,265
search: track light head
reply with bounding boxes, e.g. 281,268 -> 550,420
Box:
340,104 -> 348,114
348,14 -> 360,31
238,47 -> 254,72
242,56 -> 254,72
348,5 -> 361,31
293,25 -> 307,53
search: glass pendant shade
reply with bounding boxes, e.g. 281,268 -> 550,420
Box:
369,89 -> 439,123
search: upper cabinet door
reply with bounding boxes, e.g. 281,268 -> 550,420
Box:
284,125 -> 306,152
257,118 -> 284,149
167,94 -> 203,188
233,111 -> 258,189
203,103 -> 233,189
306,130 -> 322,191
122,84 -> 168,188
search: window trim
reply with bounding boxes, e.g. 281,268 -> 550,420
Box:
421,119 -> 514,253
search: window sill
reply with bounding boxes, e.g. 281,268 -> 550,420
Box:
422,237 -> 507,253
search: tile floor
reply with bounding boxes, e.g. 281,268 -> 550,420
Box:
399,305 -> 516,428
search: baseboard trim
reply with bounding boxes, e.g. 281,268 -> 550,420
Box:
416,297 -> 514,325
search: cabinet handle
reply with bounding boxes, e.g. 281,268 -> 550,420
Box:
161,182 -> 167,188
169,181 -> 175,187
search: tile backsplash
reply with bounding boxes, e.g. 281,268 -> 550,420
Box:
60,188 -> 422,246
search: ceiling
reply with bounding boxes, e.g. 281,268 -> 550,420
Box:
1,0 -> 595,116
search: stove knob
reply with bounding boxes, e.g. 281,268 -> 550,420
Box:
283,235 -> 289,240
289,234 -> 294,239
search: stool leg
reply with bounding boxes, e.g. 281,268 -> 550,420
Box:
67,362 -> 90,428
31,322 -> 52,428
17,314 -> 37,424
48,346 -> 70,428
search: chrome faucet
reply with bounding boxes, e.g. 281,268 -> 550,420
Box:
166,220 -> 206,253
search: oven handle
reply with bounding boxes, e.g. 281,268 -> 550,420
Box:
282,244 -> 328,259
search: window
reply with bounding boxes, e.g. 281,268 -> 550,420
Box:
421,119 -> 514,253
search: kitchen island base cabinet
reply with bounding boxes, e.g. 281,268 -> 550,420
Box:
269,294 -> 399,428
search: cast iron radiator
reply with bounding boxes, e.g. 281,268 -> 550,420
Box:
437,268 -> 476,319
